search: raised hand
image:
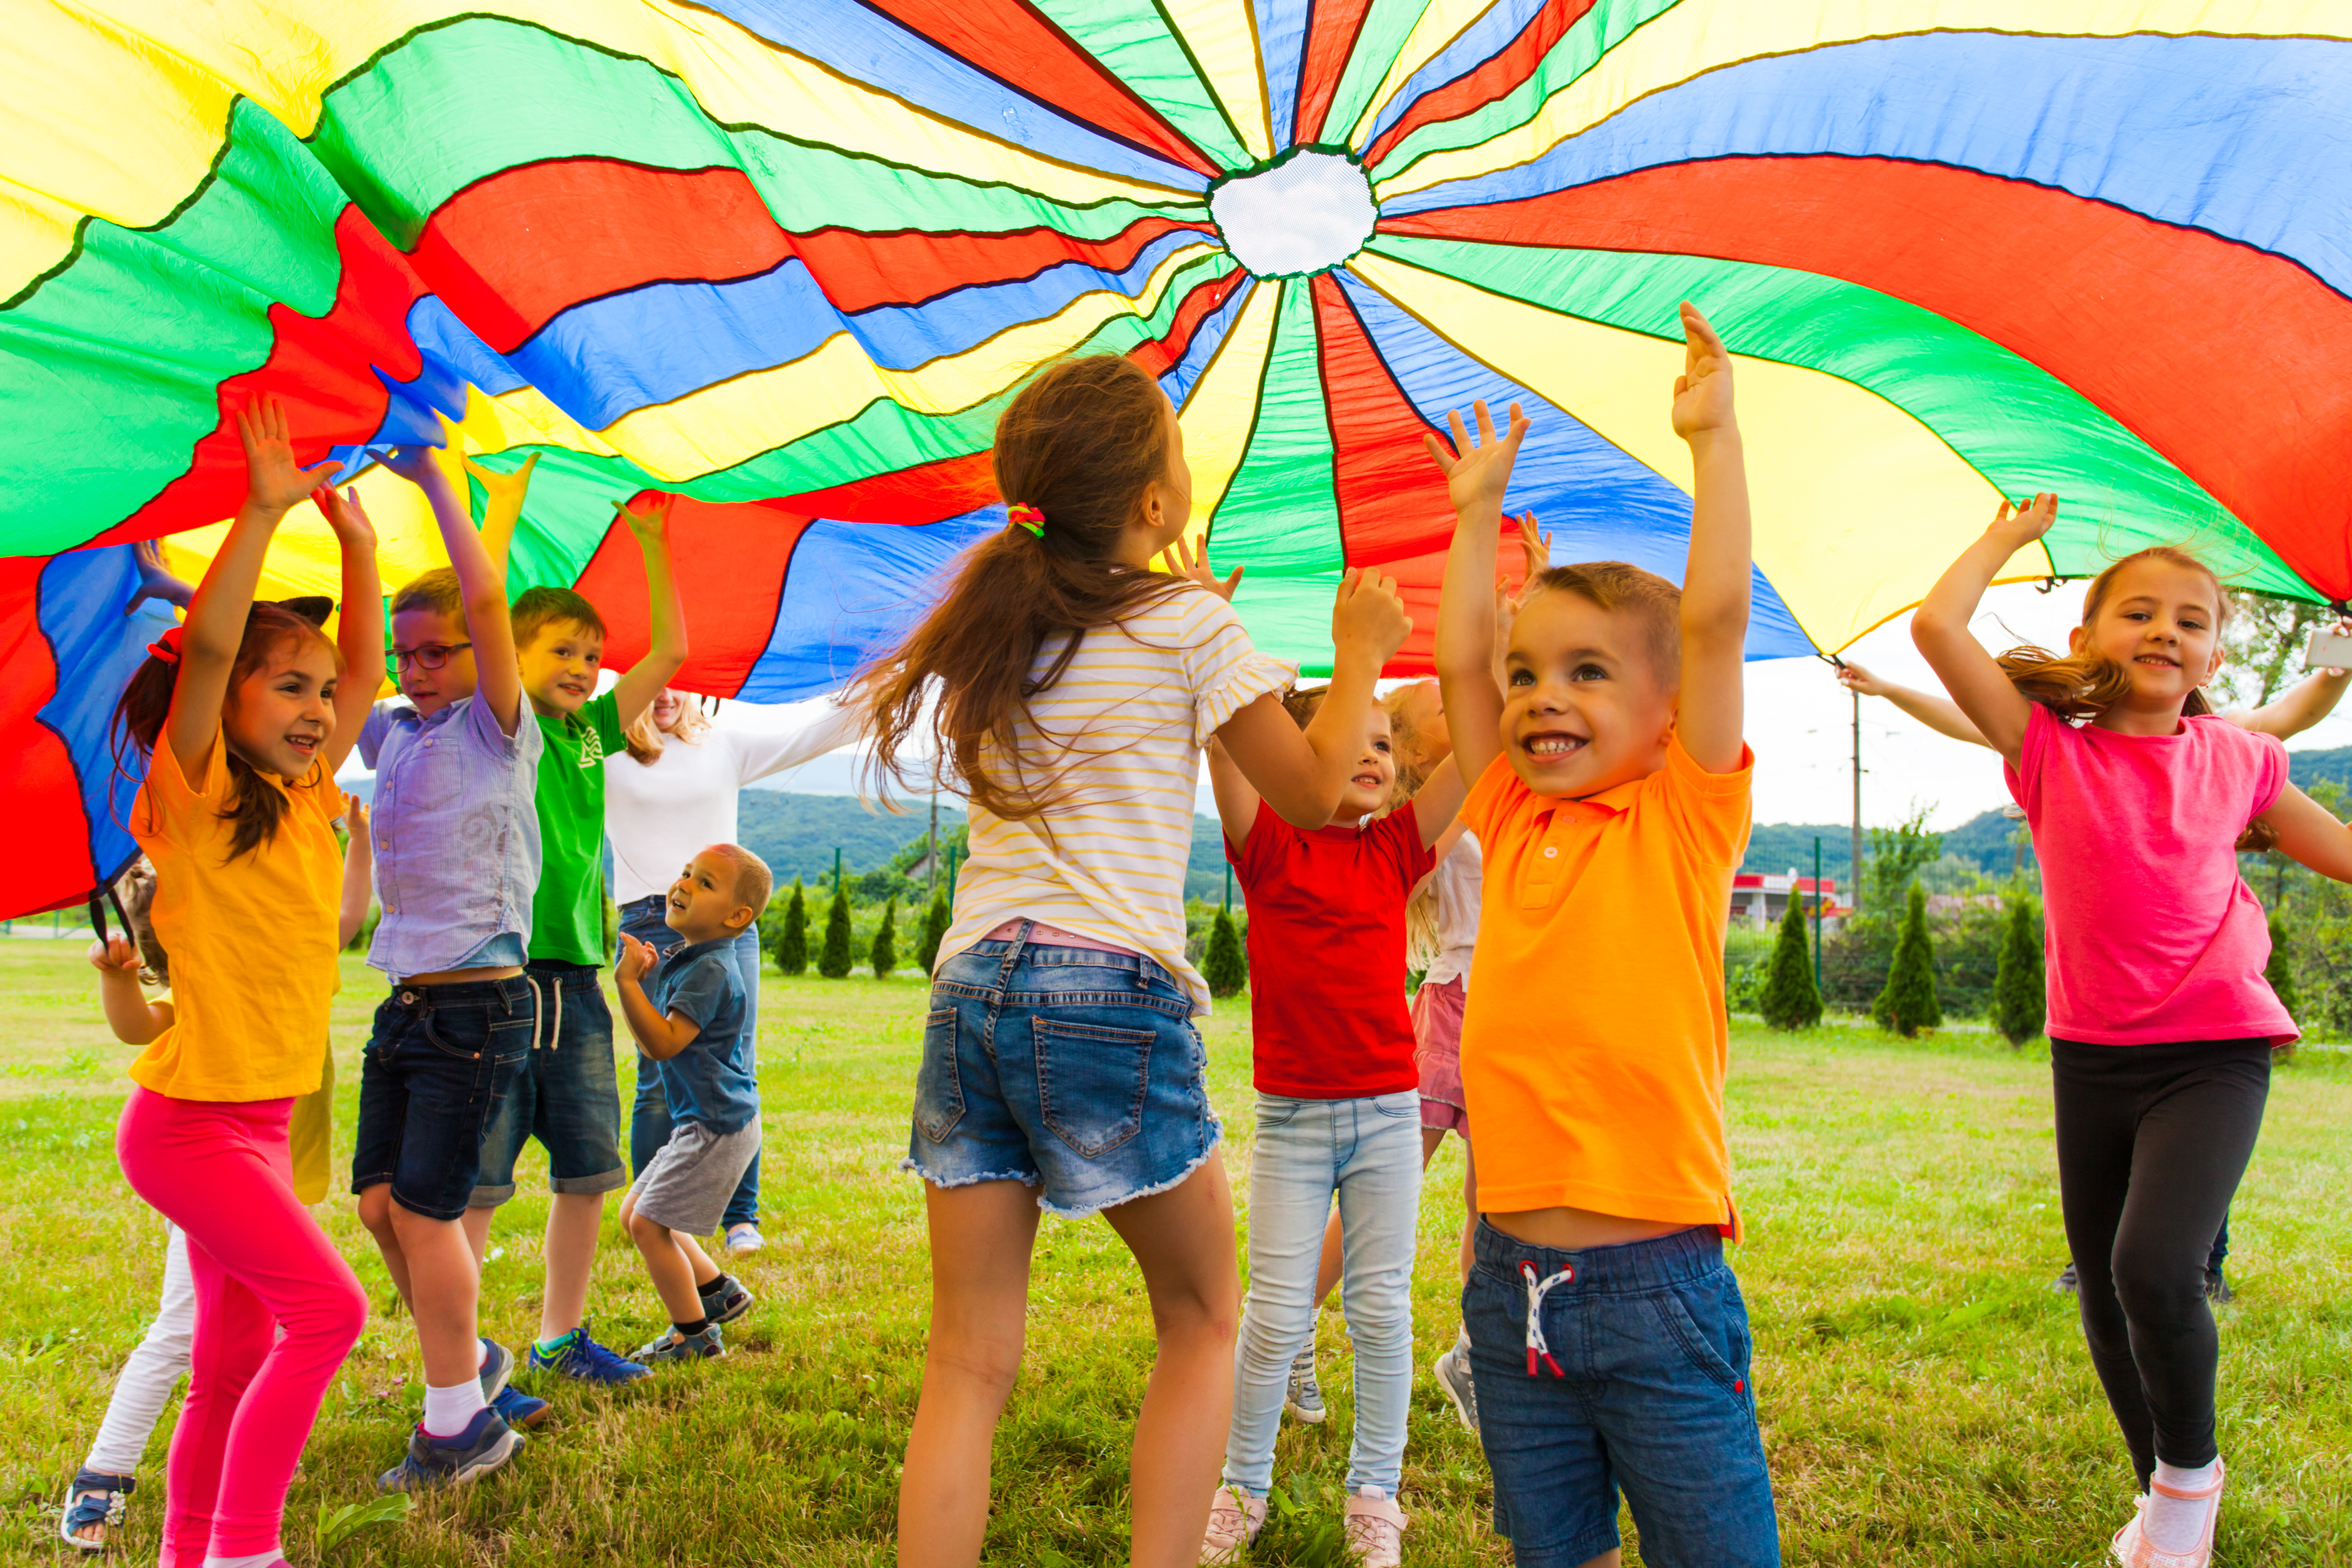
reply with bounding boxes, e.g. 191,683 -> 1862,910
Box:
235,394 -> 342,513
1424,399 -> 1529,521
463,451 -> 539,515
313,484 -> 377,550
1986,493 -> 2058,547
616,930 -> 656,985
1158,534 -> 1244,602
1834,660 -> 1896,699
616,491 -> 675,547
126,537 -> 194,615
1333,567 -> 1411,667
1514,510 -> 1550,582
1669,302 -> 1737,441
87,934 -> 142,976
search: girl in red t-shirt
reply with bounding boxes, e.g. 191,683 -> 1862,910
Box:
1199,687 -> 1467,1565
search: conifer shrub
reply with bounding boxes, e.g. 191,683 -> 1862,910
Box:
818,883 -> 853,979
1758,899 -> 1823,1030
916,890 -> 949,975
872,899 -> 898,979
777,879 -> 808,976
1991,899 -> 2046,1046
1204,907 -> 1247,998
1872,882 -> 1942,1037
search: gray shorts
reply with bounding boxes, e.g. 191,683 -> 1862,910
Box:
628,1116 -> 761,1236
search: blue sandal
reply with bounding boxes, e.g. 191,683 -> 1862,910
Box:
61,1469 -> 134,1553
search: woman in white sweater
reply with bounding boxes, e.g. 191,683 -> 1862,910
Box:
606,689 -> 860,1253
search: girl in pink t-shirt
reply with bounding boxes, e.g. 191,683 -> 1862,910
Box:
1915,500 -> 2352,1568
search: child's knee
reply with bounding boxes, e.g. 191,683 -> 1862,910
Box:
355,1183 -> 395,1237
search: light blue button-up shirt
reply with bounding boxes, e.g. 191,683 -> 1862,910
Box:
359,696 -> 543,978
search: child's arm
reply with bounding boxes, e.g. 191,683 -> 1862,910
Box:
338,799 -> 374,949
168,396 -> 341,781
1909,495 -> 2057,768
613,932 -> 702,1061
317,482 -> 383,777
2257,784 -> 2352,881
2231,634 -> 2352,739
1838,661 -> 1991,747
1409,756 -> 1468,849
1212,570 -> 1409,829
386,447 -> 526,735
1205,738 -> 1260,854
609,494 -> 688,732
1426,400 -> 1529,790
463,452 -> 538,579
87,937 -> 171,1046
1670,302 -> 1751,774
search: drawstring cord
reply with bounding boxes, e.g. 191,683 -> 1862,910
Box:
524,974 -> 557,1049
1521,1261 -> 1572,1378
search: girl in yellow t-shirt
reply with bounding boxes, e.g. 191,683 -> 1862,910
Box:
106,395 -> 378,1568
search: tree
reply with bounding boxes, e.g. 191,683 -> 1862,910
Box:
872,898 -> 898,979
1991,898 -> 2045,1046
916,890 -> 949,975
1757,899 -> 1823,1029
1864,807 -> 1944,917
818,883 -> 853,979
1204,907 -> 1247,998
1872,882 -> 1943,1037
2266,913 -> 2298,1021
2217,591 -> 2331,709
776,879 -> 807,976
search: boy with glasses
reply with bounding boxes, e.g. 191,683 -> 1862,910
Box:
347,447 -> 548,1488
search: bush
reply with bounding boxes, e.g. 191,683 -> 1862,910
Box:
2267,913 -> 2298,1020
1873,882 -> 1943,1037
1204,906 -> 1247,998
1991,899 -> 2045,1045
775,880 -> 807,976
916,891 -> 949,975
1758,901 -> 1823,1029
818,885 -> 853,979
872,899 -> 898,979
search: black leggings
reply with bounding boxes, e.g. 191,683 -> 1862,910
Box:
2051,1037 -> 2270,1485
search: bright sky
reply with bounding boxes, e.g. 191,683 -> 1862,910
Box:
345,580 -> 2352,830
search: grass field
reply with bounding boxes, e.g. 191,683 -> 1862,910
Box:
0,937 -> 2347,1566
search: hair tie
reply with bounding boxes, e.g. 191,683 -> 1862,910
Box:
1006,503 -> 1044,538
145,624 -> 184,665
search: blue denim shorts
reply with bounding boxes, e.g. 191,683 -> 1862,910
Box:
353,976 -> 535,1220
469,961 -> 628,1207
1465,1221 -> 1779,1568
905,926 -> 1218,1218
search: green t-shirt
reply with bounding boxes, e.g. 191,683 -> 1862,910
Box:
529,690 -> 627,966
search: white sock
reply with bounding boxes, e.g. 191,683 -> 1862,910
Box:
420,1378 -> 487,1439
201,1553 -> 283,1568
2144,1457 -> 2222,1552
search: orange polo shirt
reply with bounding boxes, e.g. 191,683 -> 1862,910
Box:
1457,736 -> 1752,1235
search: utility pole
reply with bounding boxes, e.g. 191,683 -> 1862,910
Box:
1850,685 -> 1863,911
1812,835 -> 1823,992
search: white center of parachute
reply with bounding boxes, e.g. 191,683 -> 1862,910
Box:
1209,151 -> 1377,278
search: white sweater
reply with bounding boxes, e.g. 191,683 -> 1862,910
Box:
605,701 -> 862,904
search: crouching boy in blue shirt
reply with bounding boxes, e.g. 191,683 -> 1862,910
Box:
614,843 -> 771,1364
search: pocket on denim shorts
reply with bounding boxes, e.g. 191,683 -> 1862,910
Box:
1651,1271 -> 1754,1398
1034,1016 -> 1153,1158
913,1007 -> 965,1144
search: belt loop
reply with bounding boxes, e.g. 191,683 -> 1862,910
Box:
991,919 -> 1032,993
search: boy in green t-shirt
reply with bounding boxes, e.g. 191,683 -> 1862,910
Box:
463,491 -> 686,1383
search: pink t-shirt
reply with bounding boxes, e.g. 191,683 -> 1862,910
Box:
2006,704 -> 2293,1045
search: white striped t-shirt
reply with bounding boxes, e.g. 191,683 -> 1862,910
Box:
939,583 -> 1292,1013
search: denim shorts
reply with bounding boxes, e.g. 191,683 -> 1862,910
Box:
353,976 -> 535,1220
469,961 -> 628,1207
905,925 -> 1217,1218
1465,1221 -> 1779,1568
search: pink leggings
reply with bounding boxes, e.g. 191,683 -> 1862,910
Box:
116,1088 -> 367,1564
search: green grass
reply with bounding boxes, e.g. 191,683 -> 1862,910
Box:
1,938 -> 2347,1565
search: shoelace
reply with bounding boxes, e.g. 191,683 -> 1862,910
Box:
1520,1260 -> 1573,1377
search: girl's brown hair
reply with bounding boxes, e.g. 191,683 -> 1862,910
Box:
112,603 -> 340,861
1996,546 -> 2228,721
858,355 -> 1190,820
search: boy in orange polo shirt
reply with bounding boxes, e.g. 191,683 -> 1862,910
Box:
1424,302 -> 1775,1568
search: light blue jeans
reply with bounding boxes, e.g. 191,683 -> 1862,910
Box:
1224,1090 -> 1423,1499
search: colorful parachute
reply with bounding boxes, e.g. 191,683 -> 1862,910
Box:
3,2 -> 2348,917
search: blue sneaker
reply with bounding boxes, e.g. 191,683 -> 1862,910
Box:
377,1408 -> 522,1492
529,1323 -> 652,1384
491,1383 -> 549,1431
477,1336 -> 513,1402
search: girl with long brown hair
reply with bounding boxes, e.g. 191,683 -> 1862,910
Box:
859,353 -> 1410,1568
106,395 -> 379,1568
1914,501 -> 2352,1567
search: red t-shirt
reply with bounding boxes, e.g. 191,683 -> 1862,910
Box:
1227,799 -> 1437,1099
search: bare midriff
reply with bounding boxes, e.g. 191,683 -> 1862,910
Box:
393,965 -> 526,987
1487,1206 -> 1691,1251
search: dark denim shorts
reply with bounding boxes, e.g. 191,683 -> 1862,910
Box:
1465,1221 -> 1779,1568
353,976 -> 535,1221
469,961 -> 628,1207
905,925 -> 1217,1218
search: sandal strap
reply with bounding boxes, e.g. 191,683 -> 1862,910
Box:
2149,1458 -> 2226,1503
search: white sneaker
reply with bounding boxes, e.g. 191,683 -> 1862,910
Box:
1343,1491 -> 1408,1567
1283,1344 -> 1327,1424
1432,1330 -> 1479,1435
725,1223 -> 765,1256
1199,1485 -> 1268,1565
